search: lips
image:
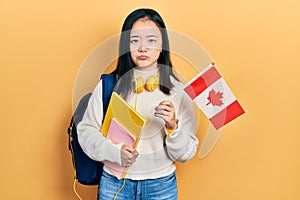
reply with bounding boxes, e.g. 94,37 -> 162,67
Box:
138,55 -> 148,60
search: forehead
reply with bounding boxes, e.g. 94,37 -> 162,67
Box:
130,19 -> 161,36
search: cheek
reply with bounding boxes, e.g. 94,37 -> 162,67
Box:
151,49 -> 161,60
130,50 -> 136,60
130,51 -> 139,65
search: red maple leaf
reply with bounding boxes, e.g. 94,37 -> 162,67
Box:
206,89 -> 224,106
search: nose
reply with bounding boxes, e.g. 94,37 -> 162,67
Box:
138,40 -> 148,52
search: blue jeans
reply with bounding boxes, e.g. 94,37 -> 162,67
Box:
99,171 -> 178,200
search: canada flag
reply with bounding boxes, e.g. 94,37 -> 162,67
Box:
184,64 -> 245,130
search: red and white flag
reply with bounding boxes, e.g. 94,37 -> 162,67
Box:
184,64 -> 245,130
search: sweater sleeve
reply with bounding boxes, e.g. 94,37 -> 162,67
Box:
165,90 -> 199,163
76,80 -> 122,165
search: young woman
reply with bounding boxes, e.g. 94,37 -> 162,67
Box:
77,8 -> 198,200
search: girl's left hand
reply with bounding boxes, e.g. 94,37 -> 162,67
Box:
154,100 -> 178,130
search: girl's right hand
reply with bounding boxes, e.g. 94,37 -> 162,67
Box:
120,144 -> 139,167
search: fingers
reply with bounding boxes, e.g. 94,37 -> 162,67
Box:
154,100 -> 178,130
121,144 -> 139,167
154,101 -> 174,116
154,100 -> 175,118
157,100 -> 174,110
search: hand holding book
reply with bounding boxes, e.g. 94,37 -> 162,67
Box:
120,144 -> 139,167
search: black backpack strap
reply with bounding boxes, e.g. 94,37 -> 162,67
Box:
101,74 -> 117,119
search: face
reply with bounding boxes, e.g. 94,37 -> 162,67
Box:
130,18 -> 163,71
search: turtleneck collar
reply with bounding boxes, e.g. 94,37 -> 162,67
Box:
133,67 -> 159,79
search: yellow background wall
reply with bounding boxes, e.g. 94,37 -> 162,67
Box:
1,0 -> 300,199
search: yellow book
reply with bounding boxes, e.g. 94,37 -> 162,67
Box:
102,92 -> 147,138
101,92 -> 147,179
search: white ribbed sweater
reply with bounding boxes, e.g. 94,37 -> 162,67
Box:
77,68 -> 198,180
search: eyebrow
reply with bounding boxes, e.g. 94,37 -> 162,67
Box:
130,35 -> 158,38
147,35 -> 158,38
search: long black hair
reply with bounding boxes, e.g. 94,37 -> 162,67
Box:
112,8 -> 179,98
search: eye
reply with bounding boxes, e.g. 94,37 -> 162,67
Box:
148,38 -> 157,43
130,38 -> 140,44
